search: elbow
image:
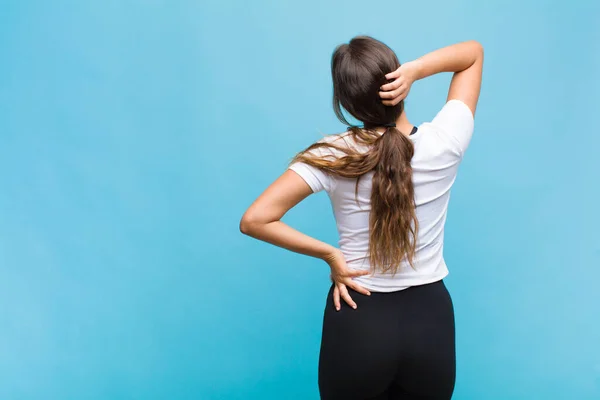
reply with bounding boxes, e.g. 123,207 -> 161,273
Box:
239,216 -> 252,235
240,209 -> 274,236
470,40 -> 484,57
239,213 -> 257,236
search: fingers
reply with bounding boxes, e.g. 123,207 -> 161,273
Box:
332,278 -> 371,311
379,80 -> 408,107
379,86 -> 406,100
344,272 -> 371,296
333,285 -> 341,311
382,99 -> 400,106
385,68 -> 401,80
348,282 -> 371,296
348,269 -> 370,277
339,284 -> 357,309
382,95 -> 404,107
380,76 -> 405,92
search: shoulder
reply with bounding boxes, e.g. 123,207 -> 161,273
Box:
421,100 -> 475,157
317,130 -> 353,145
433,99 -> 475,126
312,130 -> 357,157
289,131 -> 351,193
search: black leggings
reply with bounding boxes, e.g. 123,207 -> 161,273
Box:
318,280 -> 455,400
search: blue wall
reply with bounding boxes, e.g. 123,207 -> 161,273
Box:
1,1 -> 599,399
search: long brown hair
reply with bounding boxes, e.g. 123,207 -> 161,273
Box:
290,36 -> 418,274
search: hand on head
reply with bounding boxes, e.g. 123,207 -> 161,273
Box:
379,61 -> 418,106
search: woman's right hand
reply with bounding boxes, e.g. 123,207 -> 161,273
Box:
378,61 -> 420,106
324,249 -> 371,311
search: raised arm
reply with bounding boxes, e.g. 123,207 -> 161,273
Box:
379,40 -> 484,115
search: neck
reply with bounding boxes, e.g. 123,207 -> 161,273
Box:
373,112 -> 414,136
394,112 -> 414,136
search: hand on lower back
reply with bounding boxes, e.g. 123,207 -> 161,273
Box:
324,249 -> 371,311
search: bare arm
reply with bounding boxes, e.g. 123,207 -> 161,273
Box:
239,170 -> 336,259
380,40 -> 484,115
240,170 -> 370,308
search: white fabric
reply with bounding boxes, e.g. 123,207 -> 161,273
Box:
288,100 -> 475,292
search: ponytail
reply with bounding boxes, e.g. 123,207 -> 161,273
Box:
291,126 -> 419,275
369,127 -> 418,273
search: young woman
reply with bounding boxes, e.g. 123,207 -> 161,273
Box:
240,36 -> 483,400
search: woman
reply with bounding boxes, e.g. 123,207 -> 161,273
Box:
240,36 -> 483,400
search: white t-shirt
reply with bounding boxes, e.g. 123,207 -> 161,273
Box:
288,100 -> 475,292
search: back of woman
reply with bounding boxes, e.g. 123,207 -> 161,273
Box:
289,99 -> 474,292
241,36 -> 483,400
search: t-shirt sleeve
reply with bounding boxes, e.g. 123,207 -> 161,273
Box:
288,140 -> 334,193
430,99 -> 475,157
288,161 -> 330,193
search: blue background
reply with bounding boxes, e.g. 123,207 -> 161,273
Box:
1,1 -> 599,399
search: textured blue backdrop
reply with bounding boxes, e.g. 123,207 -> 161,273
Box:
1,1 -> 599,399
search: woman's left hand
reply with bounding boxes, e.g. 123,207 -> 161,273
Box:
379,60 -> 419,106
324,249 -> 371,311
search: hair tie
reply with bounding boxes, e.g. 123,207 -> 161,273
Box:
383,123 -> 396,128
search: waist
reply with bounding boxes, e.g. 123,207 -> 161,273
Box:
352,267 -> 449,293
